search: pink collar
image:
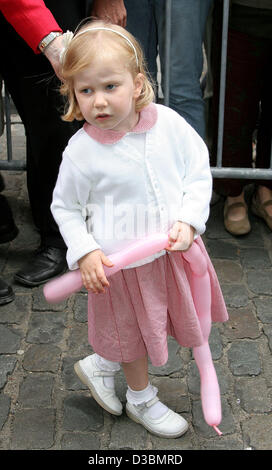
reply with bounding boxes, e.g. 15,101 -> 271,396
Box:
83,102 -> 158,144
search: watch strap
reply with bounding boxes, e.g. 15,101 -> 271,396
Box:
39,32 -> 62,53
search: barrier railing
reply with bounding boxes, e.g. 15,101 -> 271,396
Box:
0,83 -> 26,171
1,0 -> 272,179
164,0 -> 272,180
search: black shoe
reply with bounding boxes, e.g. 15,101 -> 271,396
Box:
14,246 -> 67,287
0,194 -> 19,244
0,278 -> 15,305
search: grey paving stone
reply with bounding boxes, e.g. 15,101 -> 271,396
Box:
212,259 -> 243,284
23,344 -> 61,372
109,414 -> 147,450
0,325 -> 22,354
26,311 -> 67,344
263,354 -> 272,387
247,269 -> 272,295
223,306 -> 260,340
240,247 -> 271,269
148,338 -> 183,376
254,297 -> 272,323
151,376 -> 190,413
235,376 -> 272,413
10,408 -> 55,449
0,295 -> 30,324
73,293 -> 88,323
0,394 -> 11,430
61,432 -> 100,450
235,221 -> 264,247
188,361 -> 231,396
115,370 -> 127,404
192,397 -> 236,437
242,415 -> 272,450
0,356 -> 17,389
263,324 -> 272,352
206,202 -> 231,240
150,429 -> 194,450
33,286 -> 68,312
206,240 -> 239,260
18,374 -> 54,408
62,395 -> 104,432
227,341 -> 261,376
62,356 -> 89,391
221,284 -> 249,308
202,437 -> 244,450
209,326 -> 223,359
67,323 -> 90,356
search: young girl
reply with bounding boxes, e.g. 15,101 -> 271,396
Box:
51,20 -> 228,439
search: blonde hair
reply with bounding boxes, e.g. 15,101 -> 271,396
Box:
60,20 -> 155,121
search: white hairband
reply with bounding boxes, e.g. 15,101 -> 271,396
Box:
60,27 -> 139,66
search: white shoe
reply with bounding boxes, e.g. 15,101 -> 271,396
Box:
74,355 -> 122,416
126,396 -> 188,438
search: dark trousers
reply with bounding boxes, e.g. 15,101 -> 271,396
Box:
0,1 -> 88,248
210,4 -> 272,196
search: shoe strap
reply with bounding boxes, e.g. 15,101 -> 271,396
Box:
225,201 -> 248,213
145,396 -> 160,408
94,370 -> 117,377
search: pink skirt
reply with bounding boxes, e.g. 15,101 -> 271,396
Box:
88,237 -> 228,367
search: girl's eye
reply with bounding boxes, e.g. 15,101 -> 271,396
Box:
106,84 -> 116,91
81,88 -> 92,94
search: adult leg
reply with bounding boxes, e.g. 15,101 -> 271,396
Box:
0,1 -> 86,285
154,0 -> 213,138
125,0 -> 158,83
210,15 -> 266,235
251,41 -> 272,229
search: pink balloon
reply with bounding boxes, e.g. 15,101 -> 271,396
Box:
183,244 -> 222,434
43,232 -> 222,434
43,233 -> 168,304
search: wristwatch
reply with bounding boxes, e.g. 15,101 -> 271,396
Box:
38,32 -> 62,53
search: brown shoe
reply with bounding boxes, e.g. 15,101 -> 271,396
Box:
251,195 -> 272,231
224,200 -> 251,235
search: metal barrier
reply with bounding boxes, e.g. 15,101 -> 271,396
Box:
1,0 -> 272,179
0,83 -> 26,171
164,0 -> 272,180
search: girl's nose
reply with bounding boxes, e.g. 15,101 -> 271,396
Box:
93,92 -> 107,108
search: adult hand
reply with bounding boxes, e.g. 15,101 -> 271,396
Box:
167,221 -> 195,252
91,0 -> 127,27
43,34 -> 64,79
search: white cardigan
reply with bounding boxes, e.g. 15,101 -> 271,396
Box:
51,103 -> 212,270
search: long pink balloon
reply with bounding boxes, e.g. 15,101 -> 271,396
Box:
43,233 -> 222,434
183,244 -> 222,435
43,233 -> 169,304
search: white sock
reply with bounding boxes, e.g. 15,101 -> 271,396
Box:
126,383 -> 169,419
94,354 -> 120,389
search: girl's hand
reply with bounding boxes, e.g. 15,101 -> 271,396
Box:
167,221 -> 195,252
78,249 -> 114,293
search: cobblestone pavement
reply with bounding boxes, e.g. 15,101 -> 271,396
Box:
0,121 -> 272,451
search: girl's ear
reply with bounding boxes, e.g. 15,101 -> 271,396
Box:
133,73 -> 144,99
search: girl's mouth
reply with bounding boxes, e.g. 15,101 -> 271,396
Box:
96,114 -> 110,121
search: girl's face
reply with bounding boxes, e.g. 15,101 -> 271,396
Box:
74,53 -> 144,133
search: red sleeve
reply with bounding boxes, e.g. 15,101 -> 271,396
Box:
0,0 -> 62,53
